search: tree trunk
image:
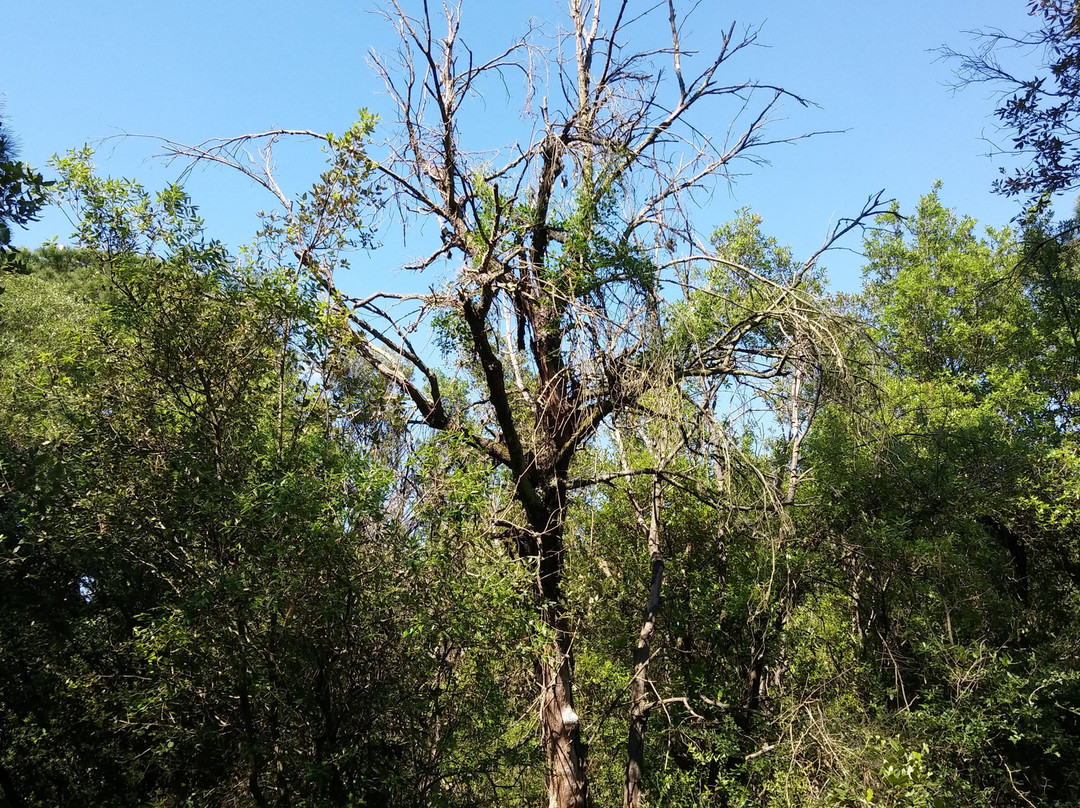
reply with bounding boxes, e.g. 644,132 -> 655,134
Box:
528,478 -> 589,808
624,480 -> 664,808
540,621 -> 588,808
624,555 -> 664,808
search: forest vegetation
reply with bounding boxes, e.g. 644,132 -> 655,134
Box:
2,2 -> 1079,806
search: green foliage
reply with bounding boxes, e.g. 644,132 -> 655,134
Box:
0,111 -> 52,272
0,167 -> 427,805
829,737 -> 951,808
788,186 -> 1080,808
556,181 -> 658,302
863,185 -> 1030,392
5,130 -> 1080,808
300,112 -> 381,256
669,208 -> 819,370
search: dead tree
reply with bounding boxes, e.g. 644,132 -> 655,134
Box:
156,2 -> 889,805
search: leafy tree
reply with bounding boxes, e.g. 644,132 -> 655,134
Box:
0,165 -> 451,805
792,187 -> 1080,808
0,110 -> 51,271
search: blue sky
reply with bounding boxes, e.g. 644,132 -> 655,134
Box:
2,1 -> 1045,292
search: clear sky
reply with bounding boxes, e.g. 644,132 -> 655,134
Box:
1,1 -> 1045,292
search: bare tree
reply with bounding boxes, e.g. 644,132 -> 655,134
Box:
156,2 -> 888,805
